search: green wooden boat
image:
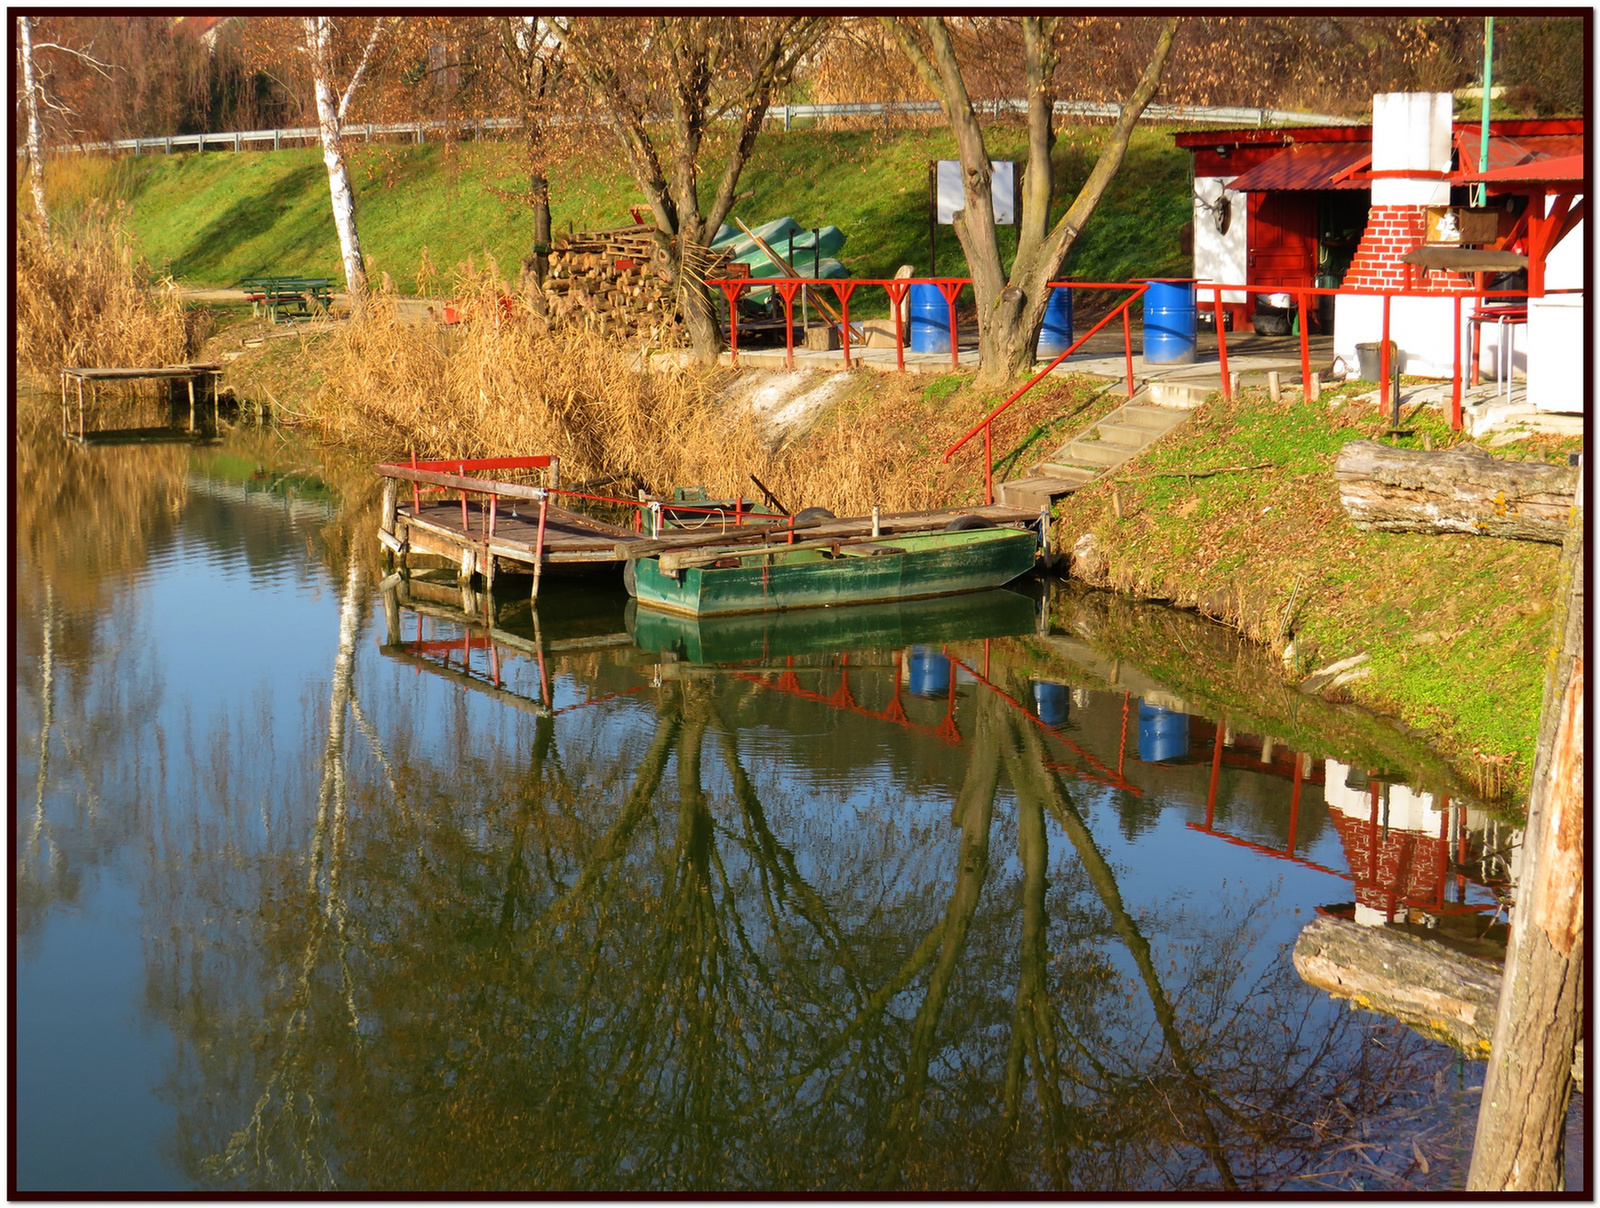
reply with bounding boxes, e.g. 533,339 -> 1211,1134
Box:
624,525 -> 1038,618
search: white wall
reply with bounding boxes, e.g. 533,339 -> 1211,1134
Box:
1370,91 -> 1453,206
1192,176 -> 1248,305
1333,293 -> 1476,379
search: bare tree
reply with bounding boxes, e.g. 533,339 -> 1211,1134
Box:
882,17 -> 1179,385
16,16 -> 114,235
549,16 -> 826,365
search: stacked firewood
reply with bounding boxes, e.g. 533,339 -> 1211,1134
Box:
538,224 -> 730,342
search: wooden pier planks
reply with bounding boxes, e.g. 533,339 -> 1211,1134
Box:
60,362 -> 224,441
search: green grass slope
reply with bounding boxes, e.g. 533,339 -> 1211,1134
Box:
37,124 -> 1191,291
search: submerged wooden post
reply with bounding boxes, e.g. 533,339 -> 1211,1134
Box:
381,580 -> 402,646
379,479 -> 399,571
187,376 -> 196,433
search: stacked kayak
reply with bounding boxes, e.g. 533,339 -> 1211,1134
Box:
711,217 -> 849,282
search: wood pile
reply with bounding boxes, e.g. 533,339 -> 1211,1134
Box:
538,224 -> 730,343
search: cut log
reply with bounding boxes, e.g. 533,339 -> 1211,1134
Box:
1292,913 -> 1502,1054
1335,439 -> 1578,543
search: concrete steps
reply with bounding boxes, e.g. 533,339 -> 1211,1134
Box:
996,388 -> 1206,510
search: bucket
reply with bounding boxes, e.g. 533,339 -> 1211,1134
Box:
1035,286 -> 1075,358
1142,278 -> 1197,365
1033,681 -> 1070,725
909,283 -> 951,354
908,646 -> 952,697
1355,341 -> 1398,382
1137,702 -> 1190,763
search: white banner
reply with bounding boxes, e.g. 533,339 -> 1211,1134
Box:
937,159 -> 1015,225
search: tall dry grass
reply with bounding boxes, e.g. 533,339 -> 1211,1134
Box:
16,202 -> 198,375
274,258 -> 1093,516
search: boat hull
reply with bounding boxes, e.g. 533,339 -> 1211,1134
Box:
626,526 -> 1038,617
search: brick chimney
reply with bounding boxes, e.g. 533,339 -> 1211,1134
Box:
1342,93 -> 1473,295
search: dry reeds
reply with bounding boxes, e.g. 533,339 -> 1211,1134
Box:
274,255 -> 1084,516
15,202 -> 198,375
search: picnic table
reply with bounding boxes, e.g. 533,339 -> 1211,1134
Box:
239,275 -> 334,323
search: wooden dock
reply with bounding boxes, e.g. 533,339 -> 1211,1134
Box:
60,363 -> 223,442
376,456 -> 1044,596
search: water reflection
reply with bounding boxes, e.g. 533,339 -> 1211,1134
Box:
15,417 -> 1556,1193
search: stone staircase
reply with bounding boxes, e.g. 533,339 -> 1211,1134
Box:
997,379 -> 1212,510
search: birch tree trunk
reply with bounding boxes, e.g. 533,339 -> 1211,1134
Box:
1467,489 -> 1585,1191
21,16 -> 51,235
305,17 -> 375,317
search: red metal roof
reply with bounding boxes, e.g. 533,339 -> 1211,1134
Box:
1224,144 -> 1372,191
1452,130 -> 1586,173
1462,154 -> 1585,184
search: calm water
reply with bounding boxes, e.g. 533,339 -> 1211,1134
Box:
12,416 -> 1579,1192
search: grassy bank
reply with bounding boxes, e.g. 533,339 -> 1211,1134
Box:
36,124 -> 1189,291
1055,383 -> 1578,800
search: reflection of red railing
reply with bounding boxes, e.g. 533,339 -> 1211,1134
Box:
943,652 -> 1144,796
1185,720 -> 1501,920
734,652 -> 965,745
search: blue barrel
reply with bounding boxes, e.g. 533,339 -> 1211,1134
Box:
908,646 -> 951,697
1036,286 -> 1075,358
1142,278 -> 1197,365
909,283 -> 951,354
1137,701 -> 1190,763
1033,681 -> 1070,725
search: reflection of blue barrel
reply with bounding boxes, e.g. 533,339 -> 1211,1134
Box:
909,283 -> 951,354
1143,279 -> 1197,364
908,645 -> 952,697
1036,287 -> 1075,358
1033,681 -> 1070,725
1138,701 -> 1190,763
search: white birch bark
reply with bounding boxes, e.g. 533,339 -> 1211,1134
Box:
304,17 -> 377,314
21,16 -> 50,235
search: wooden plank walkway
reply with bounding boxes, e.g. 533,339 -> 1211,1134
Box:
377,457 -> 1044,592
60,362 -> 223,441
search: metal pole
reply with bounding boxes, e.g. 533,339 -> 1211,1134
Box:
1452,293 -> 1464,429
1214,289 -> 1231,401
1477,18 -> 1495,208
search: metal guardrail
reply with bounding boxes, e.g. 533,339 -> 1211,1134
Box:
38,99 -> 1358,157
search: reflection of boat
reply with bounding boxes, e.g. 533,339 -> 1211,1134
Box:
627,588 -> 1037,663
626,525 -> 1038,617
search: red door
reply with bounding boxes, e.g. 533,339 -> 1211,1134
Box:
1247,192 -> 1317,290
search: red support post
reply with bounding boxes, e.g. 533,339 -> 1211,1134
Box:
885,281 -> 911,373
1451,293 -> 1464,430
830,282 -> 858,369
937,280 -> 963,370
410,449 -> 420,515
1297,290 -> 1311,394
1214,289 -> 1231,401
984,425 -> 993,506
1121,302 -> 1135,397
775,280 -> 802,370
716,281 -> 747,367
1380,293 -> 1393,413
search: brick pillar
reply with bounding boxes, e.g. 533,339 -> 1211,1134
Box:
1344,204 -> 1477,295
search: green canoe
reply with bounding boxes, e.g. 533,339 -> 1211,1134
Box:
625,525 -> 1039,618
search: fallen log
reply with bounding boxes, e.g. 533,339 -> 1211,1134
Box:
1334,439 -> 1578,543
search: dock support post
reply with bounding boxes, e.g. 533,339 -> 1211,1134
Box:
187,376 -> 196,433
77,378 -> 85,441
458,546 -> 475,588
60,372 -> 68,439
1038,504 -> 1052,561
531,493 -> 550,603
379,478 -> 400,571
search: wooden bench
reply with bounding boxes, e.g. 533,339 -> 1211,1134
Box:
239,275 -> 333,323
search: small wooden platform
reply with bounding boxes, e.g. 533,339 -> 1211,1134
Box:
60,362 -> 223,441
377,456 -> 1044,598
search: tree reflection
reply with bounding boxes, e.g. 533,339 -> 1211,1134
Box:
148,621 -> 1457,1192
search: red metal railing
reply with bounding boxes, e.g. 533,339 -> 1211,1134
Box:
942,282 -> 1150,505
1197,281 -> 1528,430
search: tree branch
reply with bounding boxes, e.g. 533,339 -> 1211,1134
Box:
338,17 -> 388,121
